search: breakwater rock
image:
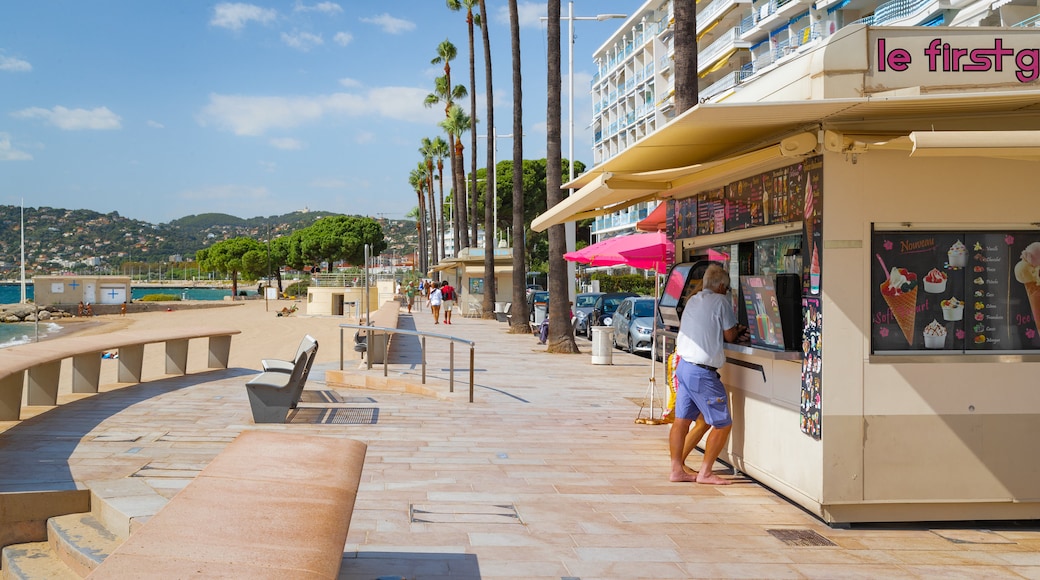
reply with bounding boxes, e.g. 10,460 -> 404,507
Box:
0,304 -> 74,323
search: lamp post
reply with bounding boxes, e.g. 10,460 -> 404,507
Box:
545,2 -> 627,305
479,128 -> 520,247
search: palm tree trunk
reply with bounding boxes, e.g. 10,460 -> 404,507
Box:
479,0 -> 496,319
437,161 -> 447,259
545,0 -> 577,353
454,139 -> 470,249
467,10 -> 480,250
426,162 -> 439,275
507,0 -> 529,335
674,2 -> 699,113
448,134 -> 463,253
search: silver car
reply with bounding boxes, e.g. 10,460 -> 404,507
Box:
573,292 -> 604,338
611,296 -> 659,354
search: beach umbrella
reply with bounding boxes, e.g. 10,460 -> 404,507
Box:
563,231 -> 674,274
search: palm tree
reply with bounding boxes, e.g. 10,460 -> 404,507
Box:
429,40 -> 472,251
431,137 -> 450,259
476,0 -> 496,319
408,164 -> 429,274
447,0 -> 482,249
545,0 -> 578,353
507,0 -> 528,335
674,1 -> 698,113
440,105 -> 474,255
419,137 -> 439,274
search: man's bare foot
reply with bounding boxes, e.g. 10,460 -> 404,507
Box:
682,464 -> 699,475
696,472 -> 733,485
669,471 -> 698,483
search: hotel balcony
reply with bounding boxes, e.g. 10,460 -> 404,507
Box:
698,27 -> 752,77
739,0 -> 816,44
699,0 -> 754,36
852,0 -> 951,25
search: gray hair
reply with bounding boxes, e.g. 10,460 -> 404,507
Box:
701,264 -> 730,293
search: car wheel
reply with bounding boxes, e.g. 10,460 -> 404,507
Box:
627,333 -> 636,354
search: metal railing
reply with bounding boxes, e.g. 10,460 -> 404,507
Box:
338,323 -> 478,402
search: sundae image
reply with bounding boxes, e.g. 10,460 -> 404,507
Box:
923,319 -> 946,349
810,243 -> 820,295
942,297 -> 964,321
1014,241 -> 1040,335
923,268 -> 947,293
881,266 -> 919,345
948,240 -> 967,268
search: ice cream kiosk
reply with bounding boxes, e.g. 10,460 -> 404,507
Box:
537,25 -> 1040,523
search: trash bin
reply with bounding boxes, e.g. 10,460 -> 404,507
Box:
590,326 -> 615,365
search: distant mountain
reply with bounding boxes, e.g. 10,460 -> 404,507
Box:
0,205 -> 417,276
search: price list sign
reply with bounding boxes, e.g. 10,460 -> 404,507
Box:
696,187 -> 725,235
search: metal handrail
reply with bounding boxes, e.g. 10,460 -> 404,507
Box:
338,323 -> 478,402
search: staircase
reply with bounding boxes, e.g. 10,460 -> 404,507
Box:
1,485 -> 163,579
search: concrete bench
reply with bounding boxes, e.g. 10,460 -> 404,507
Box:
357,301 -> 401,364
88,430 -> 367,578
245,337 -> 318,423
0,327 -> 240,421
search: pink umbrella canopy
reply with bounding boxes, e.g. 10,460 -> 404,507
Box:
564,231 -> 674,274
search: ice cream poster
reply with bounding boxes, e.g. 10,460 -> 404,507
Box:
871,231 -> 1040,353
801,157 -> 823,296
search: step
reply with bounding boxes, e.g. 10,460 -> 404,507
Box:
1,542 -> 78,580
47,513 -> 126,577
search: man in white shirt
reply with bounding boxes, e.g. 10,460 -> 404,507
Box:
669,264 -> 745,485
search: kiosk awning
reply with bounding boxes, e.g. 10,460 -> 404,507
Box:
536,91 -> 1040,230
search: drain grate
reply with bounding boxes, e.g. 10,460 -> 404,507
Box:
289,407 -> 379,425
410,503 -> 521,525
767,528 -> 837,547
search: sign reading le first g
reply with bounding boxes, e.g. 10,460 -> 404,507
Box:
876,37 -> 1040,83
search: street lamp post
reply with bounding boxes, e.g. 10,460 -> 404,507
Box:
546,2 -> 627,304
480,128 -> 520,247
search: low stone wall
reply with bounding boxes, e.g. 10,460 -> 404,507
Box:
0,304 -> 73,323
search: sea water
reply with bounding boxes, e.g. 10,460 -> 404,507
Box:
0,322 -> 62,348
0,284 -> 255,303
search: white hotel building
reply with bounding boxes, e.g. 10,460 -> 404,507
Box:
587,0 -> 1040,243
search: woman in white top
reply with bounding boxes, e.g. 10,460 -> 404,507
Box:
429,284 -> 443,325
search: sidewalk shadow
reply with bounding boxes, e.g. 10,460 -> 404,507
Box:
386,314 -> 423,366
0,367 -> 253,493
339,551 -> 479,579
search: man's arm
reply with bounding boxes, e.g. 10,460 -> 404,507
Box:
724,323 -> 747,343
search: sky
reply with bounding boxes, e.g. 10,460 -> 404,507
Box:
0,1 -> 636,224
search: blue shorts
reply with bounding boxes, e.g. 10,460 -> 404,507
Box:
674,359 -> 732,427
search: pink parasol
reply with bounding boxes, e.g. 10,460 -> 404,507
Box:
564,231 -> 674,274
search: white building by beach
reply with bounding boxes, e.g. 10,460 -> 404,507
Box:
586,0 -> 1039,242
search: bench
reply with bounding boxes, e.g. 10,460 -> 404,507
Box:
0,327 -> 241,421
356,301 -> 400,364
88,430 -> 367,578
245,337 -> 318,423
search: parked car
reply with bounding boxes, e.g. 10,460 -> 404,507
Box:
590,291 -> 638,328
611,296 -> 661,354
573,291 -> 604,338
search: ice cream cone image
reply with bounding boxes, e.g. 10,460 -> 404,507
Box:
881,267 -> 919,345
1026,281 -> 1040,335
1015,242 -> 1040,337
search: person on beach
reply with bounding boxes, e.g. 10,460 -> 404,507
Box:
440,280 -> 456,324
669,264 -> 746,485
120,302 -> 127,317
429,282 -> 443,324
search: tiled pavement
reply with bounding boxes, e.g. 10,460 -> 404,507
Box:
2,306 -> 1040,579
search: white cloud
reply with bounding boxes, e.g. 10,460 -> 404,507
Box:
281,30 -> 323,51
333,31 -> 353,46
269,137 -> 304,150
210,3 -> 277,31
147,120 -> 165,129
0,133 -> 32,161
294,1 -> 342,14
360,13 -> 415,34
516,2 -> 546,27
0,54 -> 32,72
198,88 -> 438,136
13,106 -> 122,130
355,131 -> 374,144
338,77 -> 361,88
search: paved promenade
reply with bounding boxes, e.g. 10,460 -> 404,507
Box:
1,298 -> 1039,579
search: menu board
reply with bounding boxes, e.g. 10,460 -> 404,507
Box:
800,297 -> 822,440
870,231 -> 1040,353
696,187 -> 726,235
740,275 -> 786,350
673,197 -> 697,239
765,164 -> 805,225
726,176 -> 766,231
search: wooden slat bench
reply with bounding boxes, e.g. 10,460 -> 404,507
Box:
87,430 -> 367,578
0,327 -> 241,421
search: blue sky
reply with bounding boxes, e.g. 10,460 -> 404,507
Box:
0,1 -> 635,224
